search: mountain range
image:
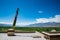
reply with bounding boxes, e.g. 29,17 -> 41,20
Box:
0,24 -> 11,27
25,22 -> 60,27
0,22 -> 60,27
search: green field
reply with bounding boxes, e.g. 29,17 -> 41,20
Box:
0,26 -> 60,32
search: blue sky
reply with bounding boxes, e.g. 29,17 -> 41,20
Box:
0,0 -> 60,26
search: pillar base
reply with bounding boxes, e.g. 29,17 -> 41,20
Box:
7,29 -> 15,36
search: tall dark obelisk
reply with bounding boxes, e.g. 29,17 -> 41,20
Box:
7,8 -> 19,36
12,8 -> 19,29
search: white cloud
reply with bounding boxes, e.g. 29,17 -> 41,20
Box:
38,11 -> 43,13
16,22 -> 36,26
0,22 -> 12,24
0,15 -> 60,26
36,15 -> 60,23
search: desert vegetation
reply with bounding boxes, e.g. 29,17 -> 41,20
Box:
0,26 -> 60,32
